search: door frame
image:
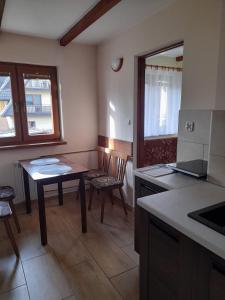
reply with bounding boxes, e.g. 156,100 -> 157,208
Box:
136,41 -> 184,168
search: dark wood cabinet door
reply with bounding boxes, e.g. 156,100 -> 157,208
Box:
149,272 -> 176,300
137,195 -> 225,300
209,266 -> 225,300
148,218 -> 180,300
134,177 -> 167,253
192,244 -> 225,300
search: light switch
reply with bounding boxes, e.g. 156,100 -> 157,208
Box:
185,121 -> 195,132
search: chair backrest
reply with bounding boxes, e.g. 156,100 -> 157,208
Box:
97,146 -> 112,174
110,150 -> 128,182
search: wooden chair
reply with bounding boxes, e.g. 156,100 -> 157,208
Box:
0,201 -> 20,258
77,146 -> 112,199
89,150 -> 128,223
85,146 -> 112,180
0,186 -> 21,233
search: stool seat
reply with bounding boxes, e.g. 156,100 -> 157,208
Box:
0,186 -> 15,200
0,186 -> 20,233
0,201 -> 12,218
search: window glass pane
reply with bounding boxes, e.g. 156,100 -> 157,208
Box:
0,75 -> 16,138
24,78 -> 54,136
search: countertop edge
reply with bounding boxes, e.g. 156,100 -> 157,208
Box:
137,182 -> 225,261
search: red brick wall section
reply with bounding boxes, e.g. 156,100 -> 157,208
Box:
98,135 -> 176,166
98,135 -> 133,156
144,137 -> 177,166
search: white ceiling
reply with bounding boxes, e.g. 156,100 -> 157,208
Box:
158,46 -> 184,57
146,46 -> 183,64
2,0 -> 176,45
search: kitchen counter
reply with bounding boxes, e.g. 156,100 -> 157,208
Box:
134,165 -> 201,190
138,181 -> 225,260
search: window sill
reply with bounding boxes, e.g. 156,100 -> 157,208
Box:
144,135 -> 177,141
0,140 -> 67,151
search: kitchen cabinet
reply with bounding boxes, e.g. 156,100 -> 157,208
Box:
193,244 -> 225,300
138,206 -> 225,300
135,176 -> 167,253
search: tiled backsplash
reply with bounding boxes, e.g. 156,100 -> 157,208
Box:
208,111 -> 225,186
177,109 -> 225,188
177,110 -> 212,162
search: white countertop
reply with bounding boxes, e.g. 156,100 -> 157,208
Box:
138,181 -> 225,260
134,165 -> 201,190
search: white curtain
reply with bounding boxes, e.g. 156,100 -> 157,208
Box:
144,68 -> 182,137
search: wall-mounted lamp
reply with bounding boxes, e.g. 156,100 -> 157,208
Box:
111,57 -> 123,72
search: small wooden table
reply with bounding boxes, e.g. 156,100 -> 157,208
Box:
20,156 -> 88,246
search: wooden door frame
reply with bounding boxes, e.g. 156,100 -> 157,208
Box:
136,41 -> 184,168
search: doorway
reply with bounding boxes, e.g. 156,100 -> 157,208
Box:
136,41 -> 184,168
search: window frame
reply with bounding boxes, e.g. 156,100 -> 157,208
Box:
0,62 -> 61,146
0,62 -> 22,146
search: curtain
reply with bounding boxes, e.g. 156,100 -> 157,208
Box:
144,68 -> 182,137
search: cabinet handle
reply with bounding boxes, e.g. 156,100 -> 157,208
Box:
150,219 -> 179,242
213,264 -> 225,277
141,184 -> 158,193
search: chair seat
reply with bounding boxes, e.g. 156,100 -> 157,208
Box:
85,169 -> 107,180
0,186 -> 15,200
91,176 -> 122,190
0,201 -> 12,218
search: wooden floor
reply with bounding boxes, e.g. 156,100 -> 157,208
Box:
0,192 -> 139,300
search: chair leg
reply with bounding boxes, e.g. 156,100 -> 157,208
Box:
8,199 -> 21,233
100,192 -> 105,223
109,190 -> 114,205
88,185 -> 94,211
119,188 -> 128,216
76,181 -> 80,200
4,218 -> 20,258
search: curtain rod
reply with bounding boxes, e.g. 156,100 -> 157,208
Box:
145,64 -> 183,72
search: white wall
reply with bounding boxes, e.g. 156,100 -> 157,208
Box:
0,33 -> 98,203
215,1 -> 225,110
96,0 -> 223,206
207,2 -> 225,187
97,0 -> 223,152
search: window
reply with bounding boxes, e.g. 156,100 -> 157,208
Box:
28,121 -> 36,129
0,62 -> 61,146
26,95 -> 42,105
144,68 -> 182,138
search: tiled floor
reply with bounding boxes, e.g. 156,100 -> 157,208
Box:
0,192 -> 139,300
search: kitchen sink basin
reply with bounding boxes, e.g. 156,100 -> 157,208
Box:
188,201 -> 225,236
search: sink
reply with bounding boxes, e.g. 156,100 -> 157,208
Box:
188,201 -> 225,236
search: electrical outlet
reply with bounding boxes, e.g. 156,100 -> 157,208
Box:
185,121 -> 195,132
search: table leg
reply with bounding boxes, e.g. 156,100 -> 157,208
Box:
37,183 -> 47,245
79,175 -> 87,233
58,181 -> 63,206
23,168 -> 31,214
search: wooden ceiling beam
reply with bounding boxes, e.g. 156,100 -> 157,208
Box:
0,0 -> 6,28
59,0 -> 122,46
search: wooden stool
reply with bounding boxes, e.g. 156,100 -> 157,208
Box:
0,201 -> 20,258
0,186 -> 21,233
